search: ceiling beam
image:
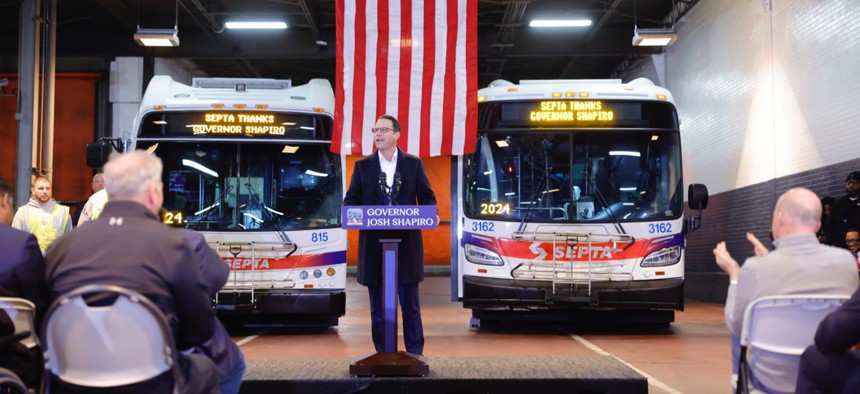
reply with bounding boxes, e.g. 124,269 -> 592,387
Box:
91,0 -> 136,31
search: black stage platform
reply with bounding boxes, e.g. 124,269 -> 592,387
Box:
240,355 -> 647,393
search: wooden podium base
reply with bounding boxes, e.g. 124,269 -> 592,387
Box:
349,351 -> 429,377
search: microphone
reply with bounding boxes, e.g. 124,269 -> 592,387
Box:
378,172 -> 388,194
392,172 -> 402,201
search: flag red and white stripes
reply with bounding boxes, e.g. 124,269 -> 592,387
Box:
333,0 -> 477,157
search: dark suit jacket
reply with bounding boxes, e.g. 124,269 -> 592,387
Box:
0,224 -> 47,315
343,149 -> 436,288
0,224 -> 47,388
181,229 -> 243,376
45,201 -> 215,350
815,286 -> 860,354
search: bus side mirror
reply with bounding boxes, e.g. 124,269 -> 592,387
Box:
86,141 -> 112,168
685,183 -> 708,235
86,138 -> 128,168
688,183 -> 709,210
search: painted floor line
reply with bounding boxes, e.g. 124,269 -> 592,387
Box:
235,329 -> 269,347
558,326 -> 684,394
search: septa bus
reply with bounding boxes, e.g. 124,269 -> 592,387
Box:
452,78 -> 708,325
131,76 -> 346,326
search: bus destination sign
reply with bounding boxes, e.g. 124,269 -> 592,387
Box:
192,113 -> 287,136
529,101 -> 614,123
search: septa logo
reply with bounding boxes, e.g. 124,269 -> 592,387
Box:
224,258 -> 271,270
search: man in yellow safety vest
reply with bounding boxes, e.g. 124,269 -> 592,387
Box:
11,176 -> 72,253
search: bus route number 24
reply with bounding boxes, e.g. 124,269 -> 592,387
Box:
648,223 -> 672,234
471,221 -> 495,232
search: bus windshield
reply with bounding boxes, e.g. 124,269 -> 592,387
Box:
464,130 -> 682,223
140,141 -> 343,231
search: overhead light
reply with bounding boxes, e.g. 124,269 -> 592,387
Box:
609,150 -> 641,157
632,27 -> 678,46
529,19 -> 592,27
134,27 -> 180,47
182,159 -> 218,177
282,145 -> 299,154
315,40 -> 328,46
225,21 -> 288,29
304,169 -> 329,177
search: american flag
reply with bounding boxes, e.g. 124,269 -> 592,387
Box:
333,0 -> 477,157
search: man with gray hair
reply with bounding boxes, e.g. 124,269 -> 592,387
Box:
45,151 -> 220,393
713,187 -> 859,393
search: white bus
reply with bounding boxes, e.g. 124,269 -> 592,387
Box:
131,76 -> 346,326
452,78 -> 708,325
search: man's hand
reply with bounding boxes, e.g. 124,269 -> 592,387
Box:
746,232 -> 769,257
713,241 -> 740,281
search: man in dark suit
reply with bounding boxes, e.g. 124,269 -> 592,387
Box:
795,286 -> 860,393
343,114 -> 436,356
0,176 -> 47,389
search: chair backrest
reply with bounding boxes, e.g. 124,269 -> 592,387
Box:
0,367 -> 29,394
739,295 -> 849,393
0,297 -> 38,349
41,284 -> 183,389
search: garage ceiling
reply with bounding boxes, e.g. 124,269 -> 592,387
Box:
0,0 -> 698,86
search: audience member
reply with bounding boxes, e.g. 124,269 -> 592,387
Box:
0,176 -> 47,390
45,151 -> 219,393
817,196 -> 835,243
182,229 -> 245,394
713,187 -> 859,393
76,189 -> 107,226
795,286 -> 860,393
11,176 -> 72,253
72,173 -> 104,226
845,228 -> 860,270
827,171 -> 860,247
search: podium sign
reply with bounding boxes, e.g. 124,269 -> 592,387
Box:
344,205 -> 435,377
342,205 -> 437,230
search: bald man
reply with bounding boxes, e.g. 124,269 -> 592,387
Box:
713,188 -> 859,393
45,151 -> 219,393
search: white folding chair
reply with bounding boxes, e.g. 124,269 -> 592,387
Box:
0,367 -> 29,394
736,295 -> 849,394
41,284 -> 184,393
0,297 -> 38,350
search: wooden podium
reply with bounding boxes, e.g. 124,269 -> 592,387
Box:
342,205 -> 437,377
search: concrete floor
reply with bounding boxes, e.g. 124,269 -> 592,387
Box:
233,277 -> 732,394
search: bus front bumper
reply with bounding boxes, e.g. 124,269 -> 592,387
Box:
462,275 -> 684,311
215,289 -> 346,317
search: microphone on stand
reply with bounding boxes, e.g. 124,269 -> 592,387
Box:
379,172 -> 391,205
392,172 -> 402,203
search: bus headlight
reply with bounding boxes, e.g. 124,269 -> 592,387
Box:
300,270 -> 309,280
313,269 -> 322,278
640,246 -> 681,267
464,244 -> 504,266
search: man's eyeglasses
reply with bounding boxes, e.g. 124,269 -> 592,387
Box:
371,127 -> 395,134
846,239 -> 860,245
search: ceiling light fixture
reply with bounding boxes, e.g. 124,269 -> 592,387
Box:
134,27 -> 179,47
632,26 -> 678,46
529,19 -> 592,27
134,0 -> 180,47
225,21 -> 288,29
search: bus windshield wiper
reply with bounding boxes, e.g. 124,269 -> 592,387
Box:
244,178 -> 291,243
516,140 -> 551,233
